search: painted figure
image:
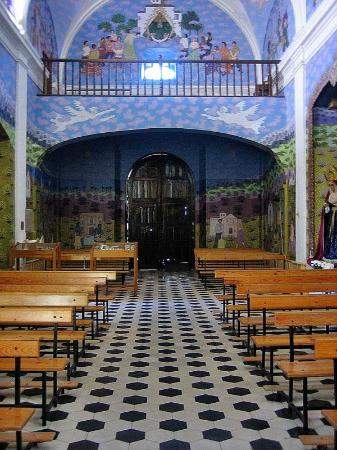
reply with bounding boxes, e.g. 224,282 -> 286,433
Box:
105,36 -> 115,59
220,42 -> 232,74
83,44 -> 102,76
231,41 -> 241,72
124,30 -> 138,60
179,34 -> 189,58
280,12 -> 289,51
213,218 -> 223,248
98,37 -> 107,59
82,41 -> 90,60
113,36 -> 124,59
188,37 -> 200,60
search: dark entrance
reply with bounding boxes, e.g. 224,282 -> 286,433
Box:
126,153 -> 195,268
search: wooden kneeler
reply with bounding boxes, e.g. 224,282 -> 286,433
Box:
0,341 -> 56,448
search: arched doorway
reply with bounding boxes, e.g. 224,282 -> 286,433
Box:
126,153 -> 195,268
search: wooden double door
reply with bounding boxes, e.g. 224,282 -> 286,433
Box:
127,153 -> 195,268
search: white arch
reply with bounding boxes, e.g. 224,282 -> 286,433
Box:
21,0 -> 305,58
60,0 -> 262,60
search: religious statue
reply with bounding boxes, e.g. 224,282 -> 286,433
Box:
313,166 -> 337,260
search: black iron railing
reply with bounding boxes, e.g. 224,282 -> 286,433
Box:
41,58 -> 282,98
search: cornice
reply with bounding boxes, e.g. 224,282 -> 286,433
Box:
0,2 -> 43,89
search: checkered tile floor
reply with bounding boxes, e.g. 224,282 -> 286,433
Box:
10,271 -> 334,449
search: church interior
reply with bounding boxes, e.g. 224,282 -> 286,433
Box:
1,0 -> 337,448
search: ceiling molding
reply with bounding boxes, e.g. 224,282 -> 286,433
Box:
280,0 -> 337,87
60,0 -> 261,60
0,2 -> 43,89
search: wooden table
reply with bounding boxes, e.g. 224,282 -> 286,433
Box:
58,249 -> 91,270
90,243 -> 138,293
9,243 -> 60,271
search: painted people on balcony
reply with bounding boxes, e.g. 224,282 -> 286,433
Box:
313,178 -> 337,260
124,30 -> 139,60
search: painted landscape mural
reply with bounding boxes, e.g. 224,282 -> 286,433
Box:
0,43 -> 15,267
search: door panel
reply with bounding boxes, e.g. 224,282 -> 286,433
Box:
127,154 -> 194,268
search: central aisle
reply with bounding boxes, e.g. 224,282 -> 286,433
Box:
42,271 -> 306,449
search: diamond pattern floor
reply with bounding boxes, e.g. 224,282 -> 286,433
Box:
10,271 -> 332,449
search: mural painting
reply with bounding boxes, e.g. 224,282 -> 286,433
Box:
27,0 -> 58,57
263,0 -> 294,59
70,0 -> 253,64
0,127 -> 14,267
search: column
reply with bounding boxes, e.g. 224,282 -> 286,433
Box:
14,61 -> 28,242
294,61 -> 307,262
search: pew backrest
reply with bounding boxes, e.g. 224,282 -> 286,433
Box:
249,294 -> 337,311
274,311 -> 337,327
0,306 -> 73,325
0,285 -> 93,294
236,282 -> 337,295
0,293 -> 88,307
0,340 -> 40,358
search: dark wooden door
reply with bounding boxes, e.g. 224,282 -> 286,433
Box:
127,154 -> 194,268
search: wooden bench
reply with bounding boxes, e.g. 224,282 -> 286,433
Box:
214,268 -> 337,324
273,311 -> 337,432
0,308 -> 76,425
247,297 -> 337,381
0,292 -> 93,360
0,407 -> 55,449
228,280 -> 337,333
194,249 -> 286,288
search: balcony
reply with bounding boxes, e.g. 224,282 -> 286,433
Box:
41,58 -> 282,98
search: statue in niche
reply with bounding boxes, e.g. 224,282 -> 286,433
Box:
313,166 -> 337,261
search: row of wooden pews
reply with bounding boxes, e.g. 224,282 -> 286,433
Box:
195,248 -> 287,288
0,270 -> 117,448
215,268 -> 337,448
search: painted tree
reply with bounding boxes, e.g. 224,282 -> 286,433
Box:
98,21 -> 112,33
181,11 -> 203,36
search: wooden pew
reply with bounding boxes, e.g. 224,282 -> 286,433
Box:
194,249 -> 286,288
273,311 -> 337,432
0,406 -> 55,449
214,269 -> 337,322
0,283 -> 114,326
229,281 -> 337,333
244,294 -> 337,381
0,307 -> 75,425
